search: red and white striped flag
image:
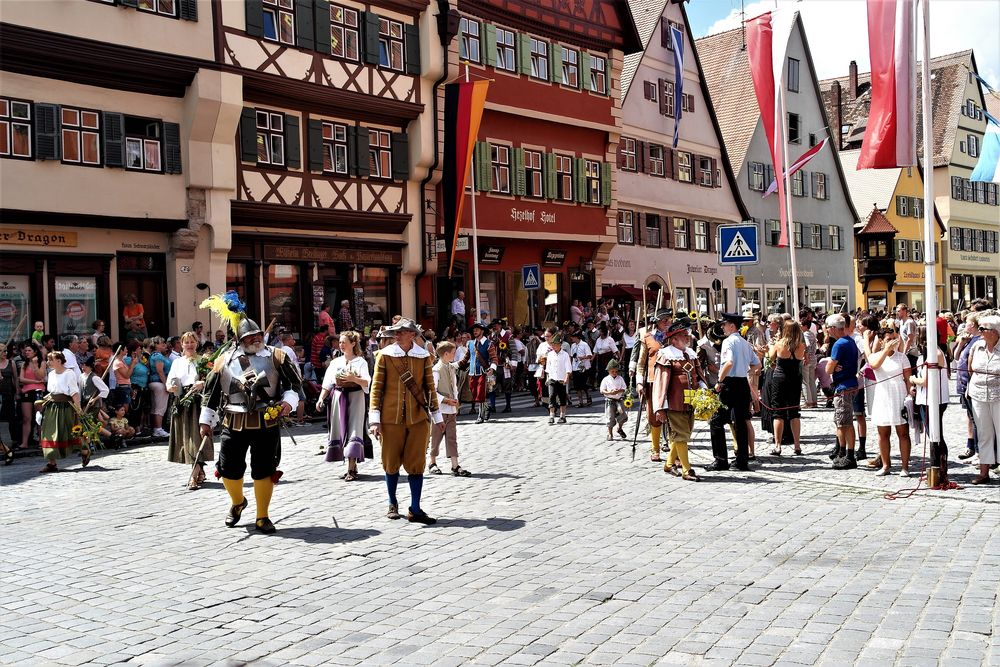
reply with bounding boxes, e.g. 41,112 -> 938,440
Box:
763,137 -> 830,197
858,0 -> 917,169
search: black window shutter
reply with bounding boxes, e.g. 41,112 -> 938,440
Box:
122,0 -> 138,7
363,11 -> 381,65
355,126 -> 371,177
245,0 -> 264,37
307,119 -> 324,172
390,132 -> 409,181
178,0 -> 197,21
747,163 -> 754,189
295,0 -> 314,50
34,103 -> 61,161
405,23 -> 420,75
102,111 -> 124,167
346,125 -> 358,173
284,114 -> 301,168
314,0 -> 331,54
240,108 -> 258,163
658,78 -> 667,116
163,122 -> 182,174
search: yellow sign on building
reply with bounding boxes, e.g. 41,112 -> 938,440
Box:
0,227 -> 78,248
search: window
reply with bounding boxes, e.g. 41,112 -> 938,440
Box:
791,170 -> 804,196
975,181 -> 986,204
968,134 -> 980,158
378,18 -> 404,71
663,81 -> 674,118
787,58 -> 800,93
951,176 -> 963,199
911,240 -> 923,262
0,99 -> 31,159
809,133 -> 817,147
620,137 -> 637,171
60,107 -> 101,166
561,48 -> 579,87
963,178 -> 973,201
793,221 -> 802,248
828,225 -> 841,250
618,210 -> 634,244
964,227 -> 973,250
988,183 -> 999,206
950,228 -> 962,250
459,18 -> 480,63
699,157 -> 713,186
673,218 -> 688,249
912,197 -> 923,218
524,150 -> 543,197
750,162 -> 765,191
663,20 -> 680,50
254,111 -> 284,166
677,151 -> 692,183
787,112 -> 801,143
262,0 -> 294,45
643,80 -> 658,102
648,144 -> 664,176
589,55 -> 607,94
810,224 -> 822,249
866,240 -> 889,258
125,116 -> 162,172
494,27 -> 516,72
645,216 -> 660,247
813,172 -> 827,199
975,228 -> 985,252
766,219 -> 781,246
896,239 -> 908,261
694,220 -> 708,251
841,123 -> 852,136
137,0 -> 176,17
321,121 -> 348,174
489,144 -> 510,193
555,154 -> 573,200
585,159 -> 601,204
330,4 -> 360,61
897,195 -> 908,217
368,129 -> 392,178
529,38 -> 548,79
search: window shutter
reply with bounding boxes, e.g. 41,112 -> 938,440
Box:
765,165 -> 774,187
747,163 -> 755,189
665,148 -> 674,179
710,158 -> 719,187
601,162 -> 611,206
634,140 -> 644,173
544,152 -> 556,199
483,24 -> 497,67
34,103 -> 61,161
658,78 -> 667,115
355,126 -> 371,177
405,23 -> 420,75
660,21 -> 669,48
163,122 -> 182,174
550,44 -> 562,84
178,0 -> 197,21
390,132 -> 409,181
240,108 -> 257,163
314,0 -> 331,54
103,111 -> 125,167
284,114 -> 301,169
362,11 -> 380,65
672,150 -> 679,180
616,138 -> 625,168
245,0 -> 264,38
294,0 -> 314,50
895,196 -> 903,216
687,94 -> 695,113
512,147 -> 526,196
574,158 -> 586,203
122,0 -> 138,7
518,34 -> 532,76
579,51 -> 590,90
474,141 -> 490,191
959,141 -> 966,153
307,119 -> 324,172
662,216 -> 671,248
810,171 -> 818,197
347,125 -> 358,173
633,212 -> 642,244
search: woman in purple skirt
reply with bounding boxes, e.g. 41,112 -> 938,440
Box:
317,331 -> 370,481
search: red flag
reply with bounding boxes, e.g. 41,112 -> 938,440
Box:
763,138 -> 830,197
858,0 -> 916,169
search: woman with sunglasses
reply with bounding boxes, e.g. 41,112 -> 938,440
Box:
863,319 -> 912,476
966,314 -> 1000,484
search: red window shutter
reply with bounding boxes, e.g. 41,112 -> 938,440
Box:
617,138 -> 626,168
711,158 -> 720,188
634,212 -> 642,243
672,150 -> 680,180
687,94 -> 695,112
658,79 -> 668,116
661,215 -> 671,248
638,141 -> 648,173
661,22 -> 669,48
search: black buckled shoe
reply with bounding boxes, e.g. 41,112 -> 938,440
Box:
254,517 -> 276,534
703,460 -> 730,472
225,498 -> 248,527
407,510 -> 437,525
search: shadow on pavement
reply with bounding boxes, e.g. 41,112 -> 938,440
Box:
438,517 -> 527,531
256,526 -> 381,543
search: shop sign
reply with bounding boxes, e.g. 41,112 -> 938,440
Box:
958,253 -> 993,264
479,245 -> 505,264
0,228 -> 78,247
686,264 -> 720,275
542,249 -> 566,267
0,276 -> 31,341
778,267 -> 815,278
54,277 -> 97,336
264,245 -> 402,265
434,236 -> 470,253
570,272 -> 587,282
510,207 -> 557,225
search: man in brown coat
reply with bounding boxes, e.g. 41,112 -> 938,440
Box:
369,318 -> 444,524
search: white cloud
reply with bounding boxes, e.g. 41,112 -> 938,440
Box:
701,0 -> 999,88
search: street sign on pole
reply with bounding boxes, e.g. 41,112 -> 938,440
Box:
522,264 -> 540,290
717,223 -> 759,266
735,274 -> 745,289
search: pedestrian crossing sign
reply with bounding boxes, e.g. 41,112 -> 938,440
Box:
522,264 -> 540,290
717,223 -> 759,265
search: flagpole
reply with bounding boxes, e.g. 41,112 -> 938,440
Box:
466,64 -> 484,325
778,86 -> 801,316
919,0 -> 942,479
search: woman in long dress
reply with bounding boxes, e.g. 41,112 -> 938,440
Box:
863,320 -> 912,477
767,320 -> 805,456
166,332 -> 209,490
317,331 -> 370,481
38,351 -> 84,473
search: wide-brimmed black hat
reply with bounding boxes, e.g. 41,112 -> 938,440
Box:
718,312 -> 743,326
666,318 -> 693,338
490,318 -> 503,327
469,322 -> 487,334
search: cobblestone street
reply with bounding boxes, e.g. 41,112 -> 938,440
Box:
2,393 -> 998,667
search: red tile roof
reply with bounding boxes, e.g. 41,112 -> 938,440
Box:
857,206 -> 899,236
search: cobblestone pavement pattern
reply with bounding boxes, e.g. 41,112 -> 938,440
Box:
2,388 -> 998,667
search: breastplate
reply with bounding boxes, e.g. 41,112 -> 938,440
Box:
221,350 -> 280,412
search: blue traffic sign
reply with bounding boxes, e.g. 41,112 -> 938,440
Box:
717,223 -> 759,265
522,264 -> 541,290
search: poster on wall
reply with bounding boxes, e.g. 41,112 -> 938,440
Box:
55,277 -> 97,336
0,276 -> 30,342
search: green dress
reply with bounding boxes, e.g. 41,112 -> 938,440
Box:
40,371 -> 82,460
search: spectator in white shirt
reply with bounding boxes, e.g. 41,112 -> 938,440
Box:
450,291 -> 466,323
545,335 -> 571,425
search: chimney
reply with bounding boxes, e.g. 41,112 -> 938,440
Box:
849,60 -> 858,100
832,80 -> 843,150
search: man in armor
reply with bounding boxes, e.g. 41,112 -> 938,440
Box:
199,316 -> 302,534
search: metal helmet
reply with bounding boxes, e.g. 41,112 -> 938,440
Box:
237,316 -> 263,340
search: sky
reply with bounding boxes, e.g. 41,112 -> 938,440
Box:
686,0 -> 1000,89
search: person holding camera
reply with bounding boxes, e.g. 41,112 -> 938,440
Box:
863,319 -> 912,477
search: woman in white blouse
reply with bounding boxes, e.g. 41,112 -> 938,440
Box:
863,320 -> 912,477
166,332 -> 209,490
318,331 -> 370,481
38,351 -> 83,473
966,314 -> 1000,485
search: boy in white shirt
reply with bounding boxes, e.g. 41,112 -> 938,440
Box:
545,334 -> 572,425
600,359 -> 628,441
429,342 -> 471,477
569,331 -> 593,408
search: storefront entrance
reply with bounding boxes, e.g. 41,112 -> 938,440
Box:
117,253 -> 167,337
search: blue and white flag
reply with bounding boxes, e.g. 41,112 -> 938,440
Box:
970,110 -> 1000,183
968,68 -> 996,94
670,24 -> 685,148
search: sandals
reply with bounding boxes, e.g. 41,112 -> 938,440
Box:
770,449 -> 782,457
187,477 -> 201,491
40,462 -> 58,473
428,463 -> 443,475
664,464 -> 680,477
387,503 -> 401,520
452,466 -> 471,477
80,448 -> 92,468
682,470 -> 699,482
650,455 -> 663,463
343,470 -> 358,481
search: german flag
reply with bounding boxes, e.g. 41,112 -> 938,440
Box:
442,80 -> 489,277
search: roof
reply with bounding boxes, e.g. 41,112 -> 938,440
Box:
621,0 -> 668,98
838,149 -> 901,214
818,50 -> 979,167
986,90 -> 1000,118
857,207 -> 899,236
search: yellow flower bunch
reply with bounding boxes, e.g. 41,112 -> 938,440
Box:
71,424 -> 84,435
687,388 -> 723,421
623,397 -> 634,409
263,405 -> 282,422
498,341 -> 508,351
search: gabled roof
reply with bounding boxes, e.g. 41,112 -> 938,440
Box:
857,207 -> 898,236
838,149 -> 900,214
986,90 -> 1000,117
818,51 -> 980,167
621,0 -> 668,99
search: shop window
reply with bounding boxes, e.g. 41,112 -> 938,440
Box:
263,0 -> 295,45
807,288 -> 827,310
361,267 -> 389,328
494,27 -> 516,72
676,151 -> 692,183
766,288 -> 786,314
529,38 -> 548,79
791,170 -> 804,196
124,116 -> 162,172
491,144 -> 511,193
460,18 -> 480,63
589,55 -> 607,94
673,218 -> 688,249
620,137 -> 637,171
267,264 -> 300,337
561,47 -> 579,87
618,210 -> 634,244
368,129 -> 391,178
694,220 -> 708,251
0,275 -> 31,341
524,149 -> 543,198
55,276 -> 99,336
648,145 -> 664,176
330,4 -> 360,61
137,0 -> 176,16
0,98 -> 32,159
322,121 -> 349,174
378,18 -> 404,71
60,107 -> 101,166
555,154 -> 573,201
585,159 -> 601,204
831,289 -> 849,311
542,272 -> 561,327
226,263 -> 250,310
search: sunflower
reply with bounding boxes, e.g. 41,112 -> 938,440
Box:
71,424 -> 84,435
623,398 -> 634,409
498,341 -> 508,351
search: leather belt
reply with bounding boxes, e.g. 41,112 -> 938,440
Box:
222,411 -> 278,431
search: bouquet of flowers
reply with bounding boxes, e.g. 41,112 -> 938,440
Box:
684,388 -> 724,421
74,413 -> 105,449
622,388 -> 635,409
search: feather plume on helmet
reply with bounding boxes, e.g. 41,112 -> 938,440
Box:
199,290 -> 250,339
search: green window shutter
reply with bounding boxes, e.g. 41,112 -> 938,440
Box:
574,158 -> 586,203
178,0 -> 198,21
307,119 -> 324,172
314,0 -> 331,54
390,132 -> 409,181
601,162 -> 611,206
518,34 -> 532,76
362,11 -> 380,65
102,111 -> 124,167
483,24 -> 497,67
550,44 -> 562,83
405,23 -> 420,75
163,122 -> 182,174
513,148 -> 526,196
355,126 -> 371,177
579,51 -> 590,90
239,108 -> 258,163
294,0 -> 314,50
544,152 -> 556,199
284,114 -> 301,169
34,103 -> 61,161
245,0 -> 264,38
474,141 -> 491,192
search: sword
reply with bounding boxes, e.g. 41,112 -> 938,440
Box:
190,434 -> 211,484
630,393 -> 647,462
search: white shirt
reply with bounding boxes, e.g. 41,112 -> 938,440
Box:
451,298 -> 466,317
593,336 -> 618,356
600,374 -> 627,398
545,349 -> 572,382
914,354 -> 949,406
281,345 -> 298,364
721,333 -> 759,378
623,332 -> 637,349
454,344 -> 468,364
79,371 -> 109,399
166,355 -> 199,391
321,355 -> 370,394
534,340 -> 551,378
570,341 -> 592,371
47,369 -> 79,396
433,361 -> 459,415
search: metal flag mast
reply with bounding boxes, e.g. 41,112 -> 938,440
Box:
466,64 -> 484,325
778,76 -> 801,316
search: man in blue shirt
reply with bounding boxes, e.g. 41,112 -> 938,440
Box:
706,313 -> 760,472
825,314 -> 859,469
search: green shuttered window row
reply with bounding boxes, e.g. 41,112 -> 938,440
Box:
472,141 -> 610,206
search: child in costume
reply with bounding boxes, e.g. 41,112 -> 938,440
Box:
600,359 -> 628,441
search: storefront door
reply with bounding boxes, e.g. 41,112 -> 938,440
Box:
118,253 -> 167,338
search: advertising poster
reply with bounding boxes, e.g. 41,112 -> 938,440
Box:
55,277 -> 97,336
0,276 -> 30,341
